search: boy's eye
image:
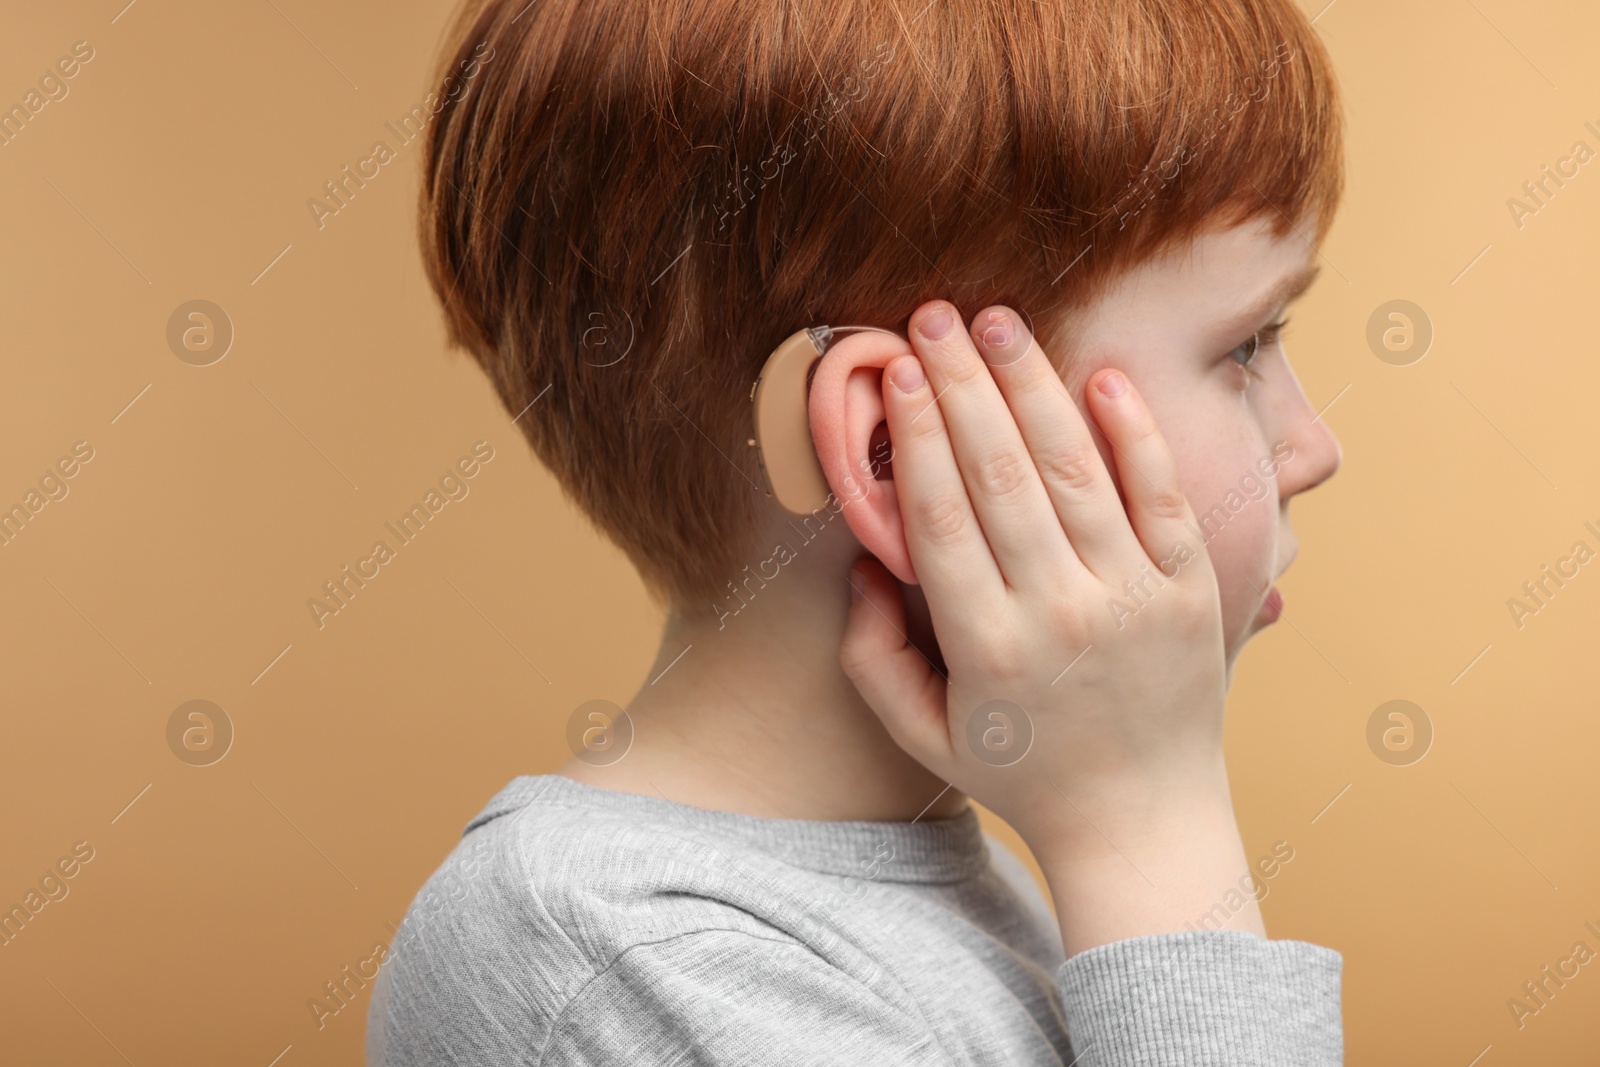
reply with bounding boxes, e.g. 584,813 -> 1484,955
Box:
1227,317 -> 1289,377
1227,332 -> 1262,368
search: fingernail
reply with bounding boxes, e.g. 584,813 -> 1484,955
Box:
1096,370 -> 1127,397
972,313 -> 1011,350
978,310 -> 1017,364
918,307 -> 953,340
890,355 -> 926,393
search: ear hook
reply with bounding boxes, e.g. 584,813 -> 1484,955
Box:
747,325 -> 900,516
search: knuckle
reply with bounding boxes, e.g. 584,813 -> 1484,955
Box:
1009,365 -> 1055,398
838,639 -> 873,682
906,409 -> 945,442
913,493 -> 971,546
1129,412 -> 1162,446
1047,597 -> 1093,647
1160,582 -> 1218,632
1038,443 -> 1099,492
1144,485 -> 1190,520
968,629 -> 1024,680
973,448 -> 1029,499
941,355 -> 986,389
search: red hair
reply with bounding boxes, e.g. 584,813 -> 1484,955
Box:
418,0 -> 1344,609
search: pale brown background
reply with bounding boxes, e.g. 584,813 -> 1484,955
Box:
2,1 -> 1597,1063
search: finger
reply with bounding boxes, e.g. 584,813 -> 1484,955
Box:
906,301 -> 1075,590
1082,368 -> 1212,582
881,350 -> 1002,614
839,556 -> 952,768
968,306 -> 1143,578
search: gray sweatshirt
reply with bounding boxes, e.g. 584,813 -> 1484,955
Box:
366,775 -> 1342,1065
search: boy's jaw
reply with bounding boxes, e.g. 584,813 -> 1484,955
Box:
897,558 -> 1272,678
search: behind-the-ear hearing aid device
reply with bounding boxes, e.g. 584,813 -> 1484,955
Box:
748,325 -> 900,515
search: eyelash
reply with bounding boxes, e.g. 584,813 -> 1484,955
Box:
1228,317 -> 1290,382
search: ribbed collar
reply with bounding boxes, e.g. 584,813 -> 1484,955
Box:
465,774 -> 992,884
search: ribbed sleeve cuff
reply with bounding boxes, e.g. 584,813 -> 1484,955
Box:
1055,930 -> 1343,1066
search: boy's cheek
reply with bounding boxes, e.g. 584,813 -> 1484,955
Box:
1208,514 -> 1277,639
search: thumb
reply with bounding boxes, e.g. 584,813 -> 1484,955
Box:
839,556 -> 951,767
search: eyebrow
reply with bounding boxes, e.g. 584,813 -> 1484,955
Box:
1218,262 -> 1322,338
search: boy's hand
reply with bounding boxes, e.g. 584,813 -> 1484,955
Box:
840,301 -> 1261,953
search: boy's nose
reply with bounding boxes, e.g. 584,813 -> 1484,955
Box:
1272,373 -> 1343,501
1286,415 -> 1337,502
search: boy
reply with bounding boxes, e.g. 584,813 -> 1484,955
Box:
370,0 -> 1346,1062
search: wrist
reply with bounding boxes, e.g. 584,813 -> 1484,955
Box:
1025,785 -> 1266,958
1020,761 -> 1236,871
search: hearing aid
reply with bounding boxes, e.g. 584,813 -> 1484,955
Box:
748,325 -> 902,515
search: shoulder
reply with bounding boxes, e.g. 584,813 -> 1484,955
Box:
388,775 -> 799,969
367,777 -> 826,1064
366,777 -> 934,1067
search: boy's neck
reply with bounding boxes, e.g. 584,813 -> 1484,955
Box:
558,570 -> 968,825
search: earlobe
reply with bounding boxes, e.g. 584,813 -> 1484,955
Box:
804,329 -> 921,585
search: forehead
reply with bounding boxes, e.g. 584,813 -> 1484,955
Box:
1050,214 -> 1319,369
1100,215 -> 1317,317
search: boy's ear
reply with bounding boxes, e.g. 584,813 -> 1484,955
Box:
806,329 -> 920,586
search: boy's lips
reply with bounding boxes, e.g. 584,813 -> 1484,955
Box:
1258,585 -> 1284,623
1256,549 -> 1295,624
